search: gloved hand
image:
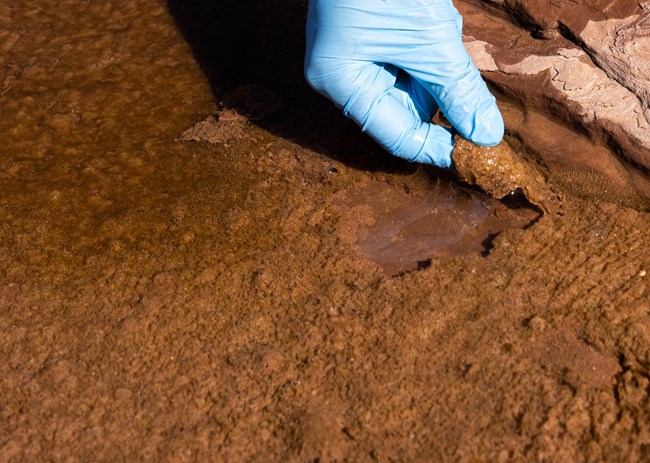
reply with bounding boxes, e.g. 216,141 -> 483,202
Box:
304,0 -> 504,168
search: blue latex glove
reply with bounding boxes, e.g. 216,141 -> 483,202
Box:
304,0 -> 504,168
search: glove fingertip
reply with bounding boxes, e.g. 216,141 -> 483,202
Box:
467,104 -> 504,147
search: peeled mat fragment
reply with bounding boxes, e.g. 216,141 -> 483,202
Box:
452,138 -> 554,212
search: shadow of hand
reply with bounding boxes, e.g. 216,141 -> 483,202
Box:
165,0 -> 416,173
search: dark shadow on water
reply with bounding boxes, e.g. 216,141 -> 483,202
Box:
165,0 -> 416,174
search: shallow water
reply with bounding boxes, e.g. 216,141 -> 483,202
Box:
334,176 -> 540,274
2,1 -> 650,462
496,97 -> 650,210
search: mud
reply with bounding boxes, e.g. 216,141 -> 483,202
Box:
1,0 -> 650,462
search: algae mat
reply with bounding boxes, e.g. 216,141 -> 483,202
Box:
1,1 -> 650,462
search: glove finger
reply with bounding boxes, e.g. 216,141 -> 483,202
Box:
417,58 -> 504,146
305,58 -> 453,167
393,69 -> 439,122
362,86 -> 454,167
390,22 -> 504,146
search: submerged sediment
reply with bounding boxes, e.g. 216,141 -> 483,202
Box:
1,0 -> 649,462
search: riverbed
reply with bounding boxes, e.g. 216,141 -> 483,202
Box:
1,1 -> 649,461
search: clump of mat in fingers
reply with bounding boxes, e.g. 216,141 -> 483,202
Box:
452,137 -> 555,213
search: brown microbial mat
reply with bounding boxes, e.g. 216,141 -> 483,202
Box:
2,0 -> 650,462
452,138 -> 555,213
334,176 -> 540,275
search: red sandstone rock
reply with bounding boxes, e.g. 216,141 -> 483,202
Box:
458,0 -> 650,167
458,0 -> 650,173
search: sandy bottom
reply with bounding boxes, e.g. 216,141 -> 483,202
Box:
1,1 -> 649,462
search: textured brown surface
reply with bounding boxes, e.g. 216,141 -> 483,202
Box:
1,1 -> 650,462
452,138 -> 553,212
